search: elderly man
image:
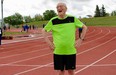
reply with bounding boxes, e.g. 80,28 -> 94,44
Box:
42,2 -> 87,75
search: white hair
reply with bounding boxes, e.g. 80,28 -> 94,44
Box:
57,2 -> 67,8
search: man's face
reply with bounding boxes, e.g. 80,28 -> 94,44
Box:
56,3 -> 67,16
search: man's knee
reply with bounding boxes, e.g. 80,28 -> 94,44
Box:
68,70 -> 75,75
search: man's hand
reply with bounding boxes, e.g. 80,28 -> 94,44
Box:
75,24 -> 87,48
48,43 -> 55,51
75,38 -> 83,48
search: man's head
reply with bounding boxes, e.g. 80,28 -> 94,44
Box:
56,3 -> 67,18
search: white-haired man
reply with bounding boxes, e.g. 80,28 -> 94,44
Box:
42,2 -> 87,75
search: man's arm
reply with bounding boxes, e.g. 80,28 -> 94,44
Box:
75,24 -> 87,48
80,24 -> 87,40
42,29 -> 54,50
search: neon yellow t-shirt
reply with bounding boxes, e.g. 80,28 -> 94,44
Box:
44,15 -> 83,55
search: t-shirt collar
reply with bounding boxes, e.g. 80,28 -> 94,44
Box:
58,15 -> 68,20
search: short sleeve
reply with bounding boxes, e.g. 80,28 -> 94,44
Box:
44,19 -> 53,32
74,17 -> 83,28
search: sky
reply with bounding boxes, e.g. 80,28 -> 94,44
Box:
0,0 -> 116,18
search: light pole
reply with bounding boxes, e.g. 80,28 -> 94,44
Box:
1,0 -> 4,28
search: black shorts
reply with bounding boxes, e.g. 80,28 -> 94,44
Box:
54,54 -> 76,71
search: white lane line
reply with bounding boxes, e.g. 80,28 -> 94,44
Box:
2,36 -> 43,45
86,28 -> 102,39
14,63 -> 53,75
0,48 -> 48,59
85,28 -> 95,36
77,36 -> 115,55
0,41 -> 47,55
9,53 -> 52,64
83,28 -> 110,45
0,64 -> 116,67
75,49 -> 116,74
79,64 -> 116,67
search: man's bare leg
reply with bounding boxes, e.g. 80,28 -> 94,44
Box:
68,70 -> 75,75
57,70 -> 65,75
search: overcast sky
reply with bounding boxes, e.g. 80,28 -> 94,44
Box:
0,0 -> 116,18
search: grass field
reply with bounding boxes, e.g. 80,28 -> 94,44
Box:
26,16 -> 116,27
81,16 -> 116,26
26,21 -> 48,28
3,31 -> 27,36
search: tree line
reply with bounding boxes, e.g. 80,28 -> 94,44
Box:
94,5 -> 116,17
4,10 -> 57,26
3,5 -> 116,26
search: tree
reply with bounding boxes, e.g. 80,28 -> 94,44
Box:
34,14 -> 43,21
111,10 -> 116,16
105,13 -> 110,16
23,16 -> 32,23
43,10 -> 57,20
94,5 -> 100,17
100,5 -> 106,17
4,13 -> 23,26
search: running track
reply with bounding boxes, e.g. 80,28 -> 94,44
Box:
0,26 -> 116,75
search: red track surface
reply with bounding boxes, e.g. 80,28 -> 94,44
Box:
0,26 -> 116,75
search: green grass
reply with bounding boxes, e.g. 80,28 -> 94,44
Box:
3,31 -> 27,36
81,16 -> 116,26
26,21 -> 48,28
22,16 -> 116,28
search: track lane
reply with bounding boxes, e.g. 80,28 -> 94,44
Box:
0,27 -> 108,64
12,27 -> 115,75
0,27 -> 115,75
